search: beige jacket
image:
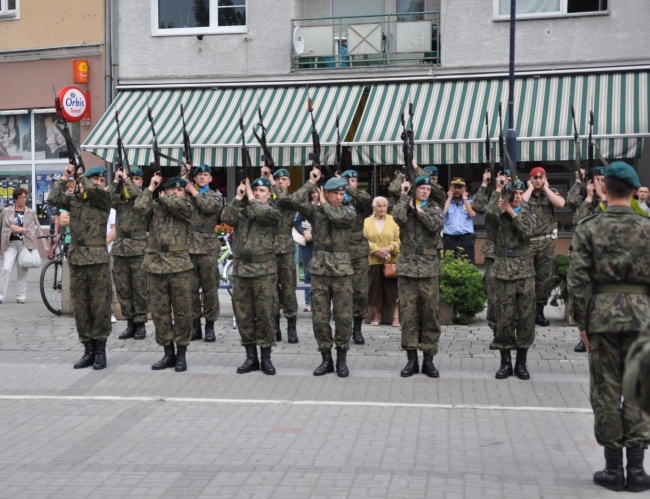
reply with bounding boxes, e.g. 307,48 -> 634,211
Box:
1,205 -> 45,252
363,214 -> 400,266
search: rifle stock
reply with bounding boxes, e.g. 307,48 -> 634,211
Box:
306,91 -> 334,179
253,106 -> 275,170
180,103 -> 194,182
53,92 -> 85,178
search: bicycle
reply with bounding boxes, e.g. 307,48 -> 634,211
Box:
218,233 -> 236,328
38,234 -> 66,316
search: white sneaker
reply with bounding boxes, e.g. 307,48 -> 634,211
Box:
111,314 -> 117,323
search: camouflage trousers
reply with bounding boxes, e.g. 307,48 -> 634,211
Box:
147,270 -> 193,347
70,262 -> 112,343
275,253 -> 298,319
232,273 -> 278,348
190,253 -> 220,321
351,256 -> 369,319
112,254 -> 149,324
311,274 -> 353,351
484,258 -> 497,332
588,331 -> 650,449
529,237 -> 555,305
494,277 -> 536,349
398,275 -> 441,356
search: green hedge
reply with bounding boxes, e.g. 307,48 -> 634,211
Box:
440,251 -> 486,325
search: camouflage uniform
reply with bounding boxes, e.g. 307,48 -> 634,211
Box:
568,206 -> 650,450
272,184 -> 299,321
624,334 -> 650,417
389,168 -> 446,209
109,180 -> 149,326
134,190 -> 194,348
343,186 -> 372,320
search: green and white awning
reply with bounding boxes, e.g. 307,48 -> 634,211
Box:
351,71 -> 649,165
82,85 -> 365,167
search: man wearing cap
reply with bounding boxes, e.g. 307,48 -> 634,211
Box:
488,174 -> 537,381
222,177 -> 281,375
134,174 -> 194,372
49,164 -> 112,370
393,175 -> 445,378
184,164 -> 224,343
523,166 -> 565,327
442,176 -> 477,264
568,161 -> 650,492
110,168 -> 150,341
340,169 -> 372,345
292,169 -> 355,377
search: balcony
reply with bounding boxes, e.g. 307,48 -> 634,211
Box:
291,12 -> 440,71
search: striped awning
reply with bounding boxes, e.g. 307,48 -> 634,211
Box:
351,71 -> 649,165
82,85 -> 365,167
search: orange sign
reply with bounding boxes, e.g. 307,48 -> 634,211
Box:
73,59 -> 89,84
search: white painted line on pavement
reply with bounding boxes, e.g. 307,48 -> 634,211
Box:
0,394 -> 594,414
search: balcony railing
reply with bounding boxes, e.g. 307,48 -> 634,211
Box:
291,12 -> 441,71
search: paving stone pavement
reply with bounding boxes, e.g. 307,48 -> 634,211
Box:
0,270 -> 627,498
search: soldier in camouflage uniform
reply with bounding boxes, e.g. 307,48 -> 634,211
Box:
393,175 -> 445,378
221,177 -> 281,375
389,161 -> 446,209
522,167 -> 565,327
49,165 -> 112,370
487,175 -> 536,381
624,333 -> 650,417
109,168 -> 149,341
568,162 -> 650,492
184,164 -> 224,343
340,170 -> 372,345
134,175 -> 194,373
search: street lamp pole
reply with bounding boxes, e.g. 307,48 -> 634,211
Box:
506,0 -> 517,176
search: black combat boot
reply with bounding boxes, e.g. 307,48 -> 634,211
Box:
275,314 -> 282,342
133,322 -> 147,340
574,339 -> 586,352
151,343 -> 176,370
400,350 -> 419,377
421,354 -> 439,378
352,317 -> 365,345
593,447 -> 625,491
190,318 -> 202,341
260,347 -> 276,375
118,318 -> 136,339
73,340 -> 95,369
514,348 -> 531,380
489,340 -> 499,350
204,320 -> 216,343
535,303 -> 550,327
93,339 -> 107,370
495,349 -> 513,379
336,348 -> 349,377
175,345 -> 187,372
313,350 -> 334,376
626,447 -> 650,492
237,345 -> 260,373
287,317 -> 298,344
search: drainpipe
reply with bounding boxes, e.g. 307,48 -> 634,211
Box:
105,0 -> 112,181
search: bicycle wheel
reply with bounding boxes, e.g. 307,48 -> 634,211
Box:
40,259 -> 63,316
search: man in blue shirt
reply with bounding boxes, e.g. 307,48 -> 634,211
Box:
442,177 -> 477,263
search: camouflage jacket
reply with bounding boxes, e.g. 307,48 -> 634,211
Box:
108,180 -> 149,257
471,185 -> 497,260
272,185 -> 298,255
574,198 -> 605,225
188,188 -> 223,255
389,168 -> 446,209
49,176 -> 110,266
292,182 -> 355,277
568,206 -> 650,333
392,194 -> 444,278
221,197 -> 280,278
566,181 -> 585,212
486,197 -> 536,280
343,186 -> 372,260
133,190 -> 194,274
526,189 -> 560,236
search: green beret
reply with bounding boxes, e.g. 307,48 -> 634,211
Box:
130,168 -> 143,177
340,170 -> 358,179
623,336 -> 650,416
193,164 -> 211,175
273,168 -> 291,178
324,177 -> 348,191
414,175 -> 432,187
592,166 -> 607,177
423,166 -> 439,175
85,166 -> 107,178
505,180 -> 526,193
605,161 -> 641,188
251,177 -> 271,189
163,177 -> 187,190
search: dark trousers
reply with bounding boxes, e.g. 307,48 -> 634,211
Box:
442,233 -> 475,264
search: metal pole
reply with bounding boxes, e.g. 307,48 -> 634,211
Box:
506,0 -> 517,176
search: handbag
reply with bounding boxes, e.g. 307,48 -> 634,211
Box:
383,262 -> 397,279
17,246 -> 42,269
292,227 -> 306,247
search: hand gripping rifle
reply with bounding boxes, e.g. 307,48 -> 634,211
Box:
306,91 -> 334,179
252,106 -> 275,170
238,110 -> 253,183
147,106 -> 181,179
53,88 -> 85,179
180,103 -> 194,182
114,110 -> 132,198
571,105 -> 584,182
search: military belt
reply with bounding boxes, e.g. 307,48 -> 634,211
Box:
593,284 -> 650,295
147,242 -> 188,253
241,253 -> 275,264
496,249 -> 529,258
400,246 -> 438,256
278,228 -> 293,235
530,233 -> 554,241
191,226 -> 213,233
314,243 -> 349,253
350,230 -> 365,238
71,238 -> 105,247
119,230 -> 147,239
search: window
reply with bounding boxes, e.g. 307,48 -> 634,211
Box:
495,0 -> 608,19
396,0 -> 424,21
0,0 -> 19,20
152,0 -> 246,36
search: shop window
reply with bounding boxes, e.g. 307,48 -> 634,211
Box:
495,0 -> 608,19
0,167 -> 31,211
153,0 -> 246,36
33,112 -> 80,161
0,0 -> 19,20
0,113 -> 30,160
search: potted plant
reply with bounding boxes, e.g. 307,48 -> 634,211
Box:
439,250 -> 486,325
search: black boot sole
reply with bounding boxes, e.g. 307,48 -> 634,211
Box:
313,365 -> 334,376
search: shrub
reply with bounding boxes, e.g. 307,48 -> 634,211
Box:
440,250 -> 486,325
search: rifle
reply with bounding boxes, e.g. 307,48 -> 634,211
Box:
335,113 -> 342,173
238,110 -> 253,183
400,103 -> 418,205
497,102 -> 506,171
147,106 -> 180,179
571,105 -> 584,182
114,110 -> 132,198
252,106 -> 275,170
484,111 -> 495,189
53,88 -> 85,179
587,110 -> 594,181
306,91 -> 334,179
180,103 -> 193,182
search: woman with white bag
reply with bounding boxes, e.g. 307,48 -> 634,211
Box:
0,187 -> 45,303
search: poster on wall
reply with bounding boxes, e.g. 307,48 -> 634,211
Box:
0,114 -> 32,161
33,112 -> 80,160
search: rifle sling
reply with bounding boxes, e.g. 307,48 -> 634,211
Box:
147,242 -> 188,253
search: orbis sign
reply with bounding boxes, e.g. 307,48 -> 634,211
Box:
56,86 -> 89,122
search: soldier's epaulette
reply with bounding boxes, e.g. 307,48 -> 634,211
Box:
577,213 -> 599,225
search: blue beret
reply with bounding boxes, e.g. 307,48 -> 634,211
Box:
273,168 -> 291,178
324,177 -> 348,191
506,180 -> 526,192
423,166 -> 439,175
193,164 -> 211,175
85,166 -> 107,178
130,168 -> 143,177
414,175 -> 432,187
591,166 -> 607,177
163,177 -> 187,190
340,170 -> 358,179
605,161 -> 641,188
251,177 -> 271,189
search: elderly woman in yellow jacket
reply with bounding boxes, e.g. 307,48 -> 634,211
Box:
364,196 -> 400,326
